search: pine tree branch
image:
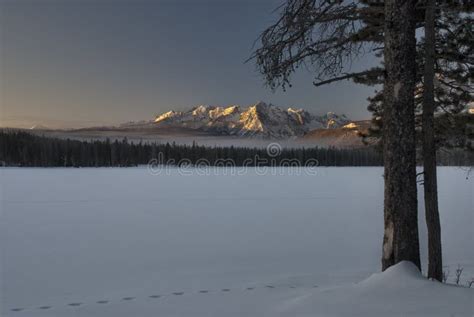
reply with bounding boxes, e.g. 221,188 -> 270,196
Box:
312,69 -> 381,87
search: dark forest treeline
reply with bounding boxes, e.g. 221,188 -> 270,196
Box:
0,130 -> 471,167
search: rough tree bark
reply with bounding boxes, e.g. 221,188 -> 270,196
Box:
423,0 -> 443,282
382,0 -> 421,271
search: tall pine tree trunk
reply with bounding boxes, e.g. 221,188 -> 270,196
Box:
382,0 -> 421,271
423,0 -> 443,281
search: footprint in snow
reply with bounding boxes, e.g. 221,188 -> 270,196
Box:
11,308 -> 24,312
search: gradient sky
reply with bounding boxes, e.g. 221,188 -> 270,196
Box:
0,0 -> 378,128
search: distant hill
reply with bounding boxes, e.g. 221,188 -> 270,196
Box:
298,120 -> 374,148
29,124 -> 50,130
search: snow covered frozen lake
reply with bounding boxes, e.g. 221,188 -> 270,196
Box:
1,167 -> 472,316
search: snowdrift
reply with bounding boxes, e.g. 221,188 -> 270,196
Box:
277,261 -> 474,316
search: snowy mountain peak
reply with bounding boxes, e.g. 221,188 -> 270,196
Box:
152,102 -> 349,139
209,105 -> 240,119
191,105 -> 211,116
154,110 -> 181,123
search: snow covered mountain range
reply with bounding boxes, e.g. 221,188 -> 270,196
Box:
149,102 -> 349,139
